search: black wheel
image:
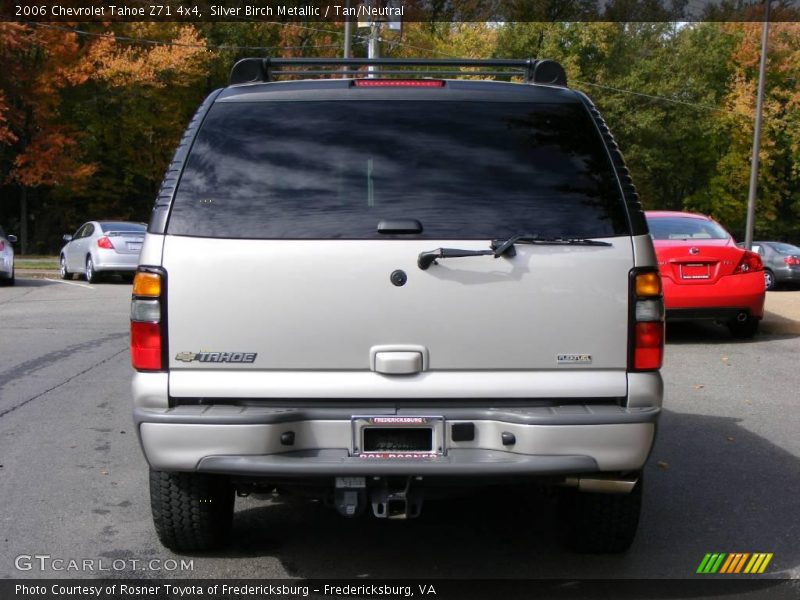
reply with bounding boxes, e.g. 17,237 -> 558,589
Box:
558,475 -> 642,553
85,256 -> 99,283
149,469 -> 234,552
728,316 -> 759,339
59,255 -> 73,280
0,269 -> 12,286
764,269 -> 775,291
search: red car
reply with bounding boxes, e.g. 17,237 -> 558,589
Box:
645,211 -> 765,338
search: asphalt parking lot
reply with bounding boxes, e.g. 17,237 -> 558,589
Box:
0,277 -> 798,580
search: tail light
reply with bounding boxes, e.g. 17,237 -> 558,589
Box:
733,250 -> 763,274
784,256 -> 800,266
131,270 -> 164,371
97,236 -> 115,249
0,241 -> 4,251
630,269 -> 664,371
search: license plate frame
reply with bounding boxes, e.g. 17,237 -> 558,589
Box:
680,263 -> 711,280
351,416 -> 445,458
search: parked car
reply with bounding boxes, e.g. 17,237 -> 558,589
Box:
0,225 -> 17,286
132,58 -> 664,554
645,211 -> 765,338
740,241 -> 800,290
60,221 -> 146,283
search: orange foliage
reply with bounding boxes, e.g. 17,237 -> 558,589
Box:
11,128 -> 96,189
83,26 -> 211,87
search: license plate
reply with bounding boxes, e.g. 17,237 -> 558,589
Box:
127,242 -> 142,251
680,263 -> 710,279
351,416 -> 445,457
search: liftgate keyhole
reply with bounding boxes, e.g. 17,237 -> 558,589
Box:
390,270 -> 407,287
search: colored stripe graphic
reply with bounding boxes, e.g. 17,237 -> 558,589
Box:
697,553 -> 727,573
698,553 -> 773,574
719,554 -> 736,574
744,553 -> 774,574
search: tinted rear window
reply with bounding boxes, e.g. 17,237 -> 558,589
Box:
647,216 -> 730,241
167,101 -> 629,239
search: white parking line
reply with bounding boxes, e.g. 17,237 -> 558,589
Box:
44,278 -> 96,290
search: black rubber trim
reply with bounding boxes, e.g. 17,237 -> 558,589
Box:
576,91 -> 648,237
666,307 -> 751,322
196,450 -> 598,477
148,89 -> 223,235
134,405 -> 661,427
170,397 -> 623,409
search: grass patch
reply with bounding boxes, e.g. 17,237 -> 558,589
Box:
16,258 -> 59,269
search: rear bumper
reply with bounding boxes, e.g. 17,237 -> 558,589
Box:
134,405 -> 659,476
0,254 -> 12,277
93,250 -> 139,272
772,266 -> 800,284
662,272 -> 765,319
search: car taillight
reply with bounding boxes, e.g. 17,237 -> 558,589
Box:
0,241 -> 4,251
631,269 -> 664,371
784,256 -> 800,266
97,236 -> 115,249
131,270 -> 164,371
733,250 -> 763,274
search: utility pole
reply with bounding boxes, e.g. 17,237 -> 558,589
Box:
367,2 -> 380,77
744,0 -> 771,250
343,1 -> 352,58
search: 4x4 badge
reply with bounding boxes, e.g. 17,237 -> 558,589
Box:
175,351 -> 257,364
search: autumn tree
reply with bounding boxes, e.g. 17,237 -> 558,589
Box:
686,23 -> 800,241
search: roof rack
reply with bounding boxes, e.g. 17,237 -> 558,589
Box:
229,58 -> 567,87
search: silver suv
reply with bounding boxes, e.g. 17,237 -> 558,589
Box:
131,58 -> 664,554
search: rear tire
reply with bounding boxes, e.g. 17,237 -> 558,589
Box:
764,269 -> 775,291
59,256 -> 73,280
149,469 -> 234,552
85,256 -> 99,283
0,269 -> 12,286
558,475 -> 642,553
728,316 -> 759,339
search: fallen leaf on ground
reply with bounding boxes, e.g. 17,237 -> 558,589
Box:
727,437 -> 735,442
694,384 -> 705,389
657,461 -> 670,470
100,469 -> 109,475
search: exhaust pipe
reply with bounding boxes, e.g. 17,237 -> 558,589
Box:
561,475 -> 638,494
737,312 -> 749,322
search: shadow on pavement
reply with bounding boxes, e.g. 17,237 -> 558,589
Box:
666,321 -> 799,344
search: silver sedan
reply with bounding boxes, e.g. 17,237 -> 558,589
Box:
0,225 -> 16,286
59,221 -> 145,283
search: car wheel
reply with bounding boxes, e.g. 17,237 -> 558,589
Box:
728,316 -> 759,339
558,474 -> 642,553
149,469 -> 234,551
85,256 -> 99,283
764,269 -> 775,291
0,269 -> 12,286
59,255 -> 73,280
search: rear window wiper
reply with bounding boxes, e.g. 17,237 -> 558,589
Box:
417,234 -> 612,270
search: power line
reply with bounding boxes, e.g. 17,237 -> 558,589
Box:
14,19 -> 746,117
19,19 -> 453,59
574,79 -> 722,112
17,20 -> 342,52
